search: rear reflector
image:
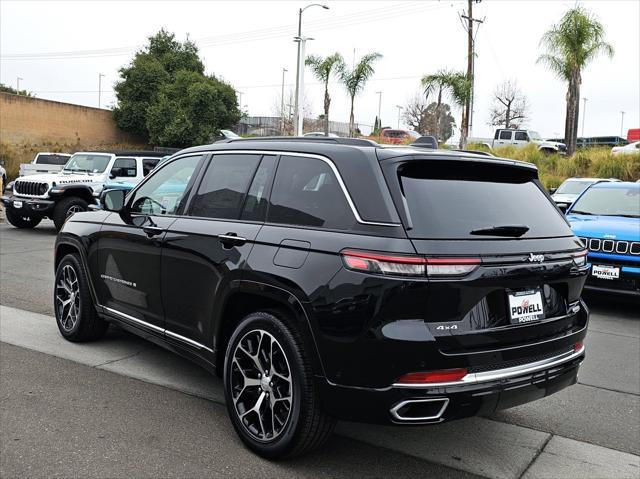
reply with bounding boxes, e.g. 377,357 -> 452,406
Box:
341,250 -> 480,277
396,368 -> 468,384
573,342 -> 584,352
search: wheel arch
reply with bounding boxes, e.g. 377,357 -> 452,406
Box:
214,280 -> 325,379
53,186 -> 96,204
54,236 -> 100,308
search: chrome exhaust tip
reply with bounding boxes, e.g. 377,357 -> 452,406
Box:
390,398 -> 449,422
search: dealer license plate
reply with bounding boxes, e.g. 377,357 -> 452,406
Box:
508,289 -> 545,324
591,264 -> 620,280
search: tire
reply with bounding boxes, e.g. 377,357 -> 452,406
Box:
5,208 -> 42,229
53,196 -> 88,231
54,253 -> 108,342
223,311 -> 335,459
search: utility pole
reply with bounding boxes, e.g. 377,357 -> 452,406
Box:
581,97 -> 587,137
16,76 -> 23,94
281,68 -> 288,135
376,91 -> 382,134
620,111 -> 625,137
236,91 -> 244,107
396,105 -> 403,129
294,4 -> 329,136
461,0 -> 484,146
98,73 -> 105,109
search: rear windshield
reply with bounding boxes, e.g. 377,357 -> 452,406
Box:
556,180 -> 594,195
36,154 -> 70,165
397,161 -> 572,239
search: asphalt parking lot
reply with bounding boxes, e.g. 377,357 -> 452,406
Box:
1,219 -> 639,478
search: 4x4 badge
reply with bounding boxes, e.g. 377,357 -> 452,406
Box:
528,253 -> 545,262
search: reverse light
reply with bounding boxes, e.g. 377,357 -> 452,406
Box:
396,368 -> 468,384
572,250 -> 588,267
341,250 -> 480,278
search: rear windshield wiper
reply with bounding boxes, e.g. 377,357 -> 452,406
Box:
470,225 -> 530,237
568,210 -> 594,215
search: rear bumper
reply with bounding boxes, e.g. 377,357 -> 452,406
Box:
1,194 -> 55,216
320,345 -> 584,425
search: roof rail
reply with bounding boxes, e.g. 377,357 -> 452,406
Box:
218,136 -> 379,147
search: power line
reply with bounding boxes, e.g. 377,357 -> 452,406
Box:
2,1 -> 463,61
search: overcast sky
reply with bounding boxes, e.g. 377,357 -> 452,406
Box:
1,0 -> 638,140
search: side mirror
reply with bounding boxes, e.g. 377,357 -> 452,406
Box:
548,188 -> 557,195
109,167 -> 121,179
102,189 -> 126,212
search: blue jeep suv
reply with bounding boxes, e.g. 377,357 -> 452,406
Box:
566,181 -> 640,297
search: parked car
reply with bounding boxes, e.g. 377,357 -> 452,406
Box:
54,137 -> 588,459
1,151 -> 165,230
469,129 -> 566,154
379,128 -> 420,144
612,141 -> 640,156
547,136 -> 628,149
551,177 -> 620,211
19,152 -> 72,177
0,160 -> 6,192
303,131 -> 339,137
566,182 -> 640,297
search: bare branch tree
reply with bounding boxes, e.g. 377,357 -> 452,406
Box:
403,93 -> 429,134
489,80 -> 529,129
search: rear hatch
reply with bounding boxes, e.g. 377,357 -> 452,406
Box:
381,155 -> 588,357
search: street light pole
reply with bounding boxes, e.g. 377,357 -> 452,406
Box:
581,97 -> 587,138
376,91 -> 382,131
293,4 -> 329,136
98,73 -> 105,109
620,111 -> 625,138
281,68 -> 288,135
396,105 -> 403,129
16,76 -> 23,94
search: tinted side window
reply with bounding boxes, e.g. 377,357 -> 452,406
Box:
142,158 -> 160,176
268,155 -> 354,230
130,155 -> 204,216
499,130 -> 512,140
112,158 -> 137,177
189,154 -> 261,219
514,131 -> 528,141
241,155 -> 277,222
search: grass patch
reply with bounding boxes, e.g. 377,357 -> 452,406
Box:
465,144 -> 640,187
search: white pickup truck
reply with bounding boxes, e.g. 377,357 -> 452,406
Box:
468,129 -> 567,154
2,150 -> 165,231
19,152 -> 72,177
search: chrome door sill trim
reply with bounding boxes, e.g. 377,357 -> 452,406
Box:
102,306 -> 213,353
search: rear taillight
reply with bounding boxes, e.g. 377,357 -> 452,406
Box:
574,342 -> 584,352
396,368 -> 468,384
341,250 -> 426,277
572,250 -> 588,267
341,250 -> 480,277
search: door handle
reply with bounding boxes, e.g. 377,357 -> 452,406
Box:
218,233 -> 247,248
143,225 -> 165,237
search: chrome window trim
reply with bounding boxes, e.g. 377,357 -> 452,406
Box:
393,345 -> 585,388
203,149 -> 401,228
390,398 -> 449,422
102,306 -> 213,353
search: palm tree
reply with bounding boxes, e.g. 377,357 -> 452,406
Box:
421,70 -> 469,143
306,53 -> 345,136
537,5 -> 613,155
340,52 -> 382,137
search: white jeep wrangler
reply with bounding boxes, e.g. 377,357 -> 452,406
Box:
1,151 -> 164,231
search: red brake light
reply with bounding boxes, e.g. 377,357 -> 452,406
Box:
574,342 -> 584,352
397,368 -> 468,384
341,250 -> 480,277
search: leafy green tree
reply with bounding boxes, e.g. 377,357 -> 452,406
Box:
538,5 -> 613,155
340,53 -> 382,137
305,53 -> 345,136
146,70 -> 240,147
0,83 -> 34,97
421,70 -> 468,143
113,29 -> 239,145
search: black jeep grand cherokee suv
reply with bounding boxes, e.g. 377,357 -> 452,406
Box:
54,137 -> 589,458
